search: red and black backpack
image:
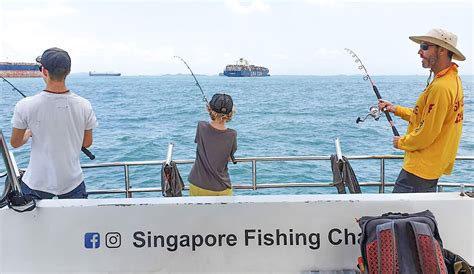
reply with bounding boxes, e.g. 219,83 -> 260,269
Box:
358,210 -> 447,274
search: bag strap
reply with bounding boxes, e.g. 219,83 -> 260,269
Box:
443,249 -> 474,274
376,221 -> 398,274
410,221 -> 447,274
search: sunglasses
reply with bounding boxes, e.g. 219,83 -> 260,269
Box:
420,43 -> 438,51
35,56 -> 43,71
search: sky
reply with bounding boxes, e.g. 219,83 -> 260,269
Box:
0,0 -> 472,76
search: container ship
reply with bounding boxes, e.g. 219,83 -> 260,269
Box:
89,71 -> 121,76
0,62 -> 41,78
223,58 -> 269,77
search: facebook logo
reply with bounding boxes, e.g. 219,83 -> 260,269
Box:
84,232 -> 100,249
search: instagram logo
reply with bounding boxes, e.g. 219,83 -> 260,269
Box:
106,232 -> 121,248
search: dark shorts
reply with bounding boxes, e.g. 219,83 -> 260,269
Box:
392,169 -> 438,193
20,180 -> 88,199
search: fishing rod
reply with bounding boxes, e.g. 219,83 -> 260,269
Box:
344,48 -> 400,136
1,77 -> 95,160
174,56 -> 236,164
1,76 -> 27,97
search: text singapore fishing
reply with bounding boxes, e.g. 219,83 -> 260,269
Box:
132,229 -> 321,251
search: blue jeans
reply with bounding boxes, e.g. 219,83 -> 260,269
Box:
20,180 -> 88,199
392,169 -> 438,193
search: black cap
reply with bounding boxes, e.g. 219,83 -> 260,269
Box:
209,93 -> 233,114
37,47 -> 71,73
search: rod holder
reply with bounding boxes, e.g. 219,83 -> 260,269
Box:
335,138 -> 343,162
165,143 -> 174,165
0,130 -> 22,193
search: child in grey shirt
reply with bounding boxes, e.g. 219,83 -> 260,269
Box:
188,93 -> 237,196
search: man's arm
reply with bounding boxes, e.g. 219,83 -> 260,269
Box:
82,129 -> 93,148
10,128 -> 32,148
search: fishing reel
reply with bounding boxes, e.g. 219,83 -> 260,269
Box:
356,106 -> 380,123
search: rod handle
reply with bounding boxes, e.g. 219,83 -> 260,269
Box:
382,111 -> 400,136
81,147 -> 95,160
373,86 -> 400,136
372,85 -> 382,99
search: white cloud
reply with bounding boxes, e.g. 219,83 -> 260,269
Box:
272,52 -> 290,61
226,0 -> 270,14
312,48 -> 342,59
306,0 -> 470,2
304,0 -> 345,8
5,2 -> 76,18
70,40 -> 177,72
1,0 -> 471,75
1,1 -> 78,60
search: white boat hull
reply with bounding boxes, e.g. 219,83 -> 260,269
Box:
1,193 -> 472,273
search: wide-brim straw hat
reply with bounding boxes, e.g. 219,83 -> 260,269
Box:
409,28 -> 466,61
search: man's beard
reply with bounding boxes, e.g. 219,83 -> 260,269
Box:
422,55 -> 438,69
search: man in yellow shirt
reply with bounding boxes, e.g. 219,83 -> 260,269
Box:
378,28 -> 465,193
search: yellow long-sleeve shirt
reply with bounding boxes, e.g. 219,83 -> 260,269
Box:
394,64 -> 464,179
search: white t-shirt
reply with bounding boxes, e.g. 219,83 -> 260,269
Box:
11,91 -> 98,195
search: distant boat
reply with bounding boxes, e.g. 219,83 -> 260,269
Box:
0,62 -> 41,78
89,71 -> 121,76
222,58 -> 269,77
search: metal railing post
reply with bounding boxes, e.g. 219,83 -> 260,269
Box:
252,160 -> 257,190
124,165 -> 131,198
379,158 -> 385,193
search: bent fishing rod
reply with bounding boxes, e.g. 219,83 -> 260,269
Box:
174,56 -> 209,105
1,76 -> 95,160
344,48 -> 400,136
174,56 -> 237,164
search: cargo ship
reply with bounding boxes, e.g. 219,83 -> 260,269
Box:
0,62 -> 41,78
223,58 -> 269,77
89,71 -> 121,76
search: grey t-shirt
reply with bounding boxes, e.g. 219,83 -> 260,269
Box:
188,121 -> 237,191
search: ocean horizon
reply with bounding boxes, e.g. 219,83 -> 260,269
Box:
69,73 -> 474,77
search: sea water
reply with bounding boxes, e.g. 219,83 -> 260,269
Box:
1,75 -> 472,197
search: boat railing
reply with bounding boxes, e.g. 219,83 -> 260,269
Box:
82,155 -> 474,197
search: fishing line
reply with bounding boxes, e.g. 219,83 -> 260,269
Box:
344,48 -> 400,136
174,56 -> 208,104
1,76 -> 95,160
174,56 -> 237,164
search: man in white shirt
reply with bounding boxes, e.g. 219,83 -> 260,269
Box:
10,47 -> 98,199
